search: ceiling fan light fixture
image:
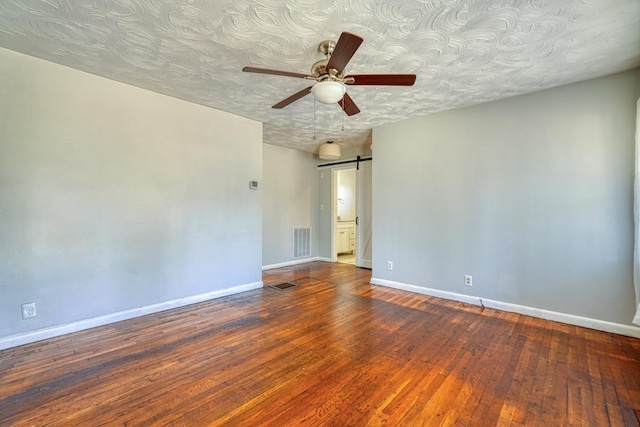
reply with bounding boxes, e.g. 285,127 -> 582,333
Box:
318,141 -> 341,160
311,81 -> 346,104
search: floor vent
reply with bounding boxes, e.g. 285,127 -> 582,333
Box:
293,227 -> 311,259
270,282 -> 297,290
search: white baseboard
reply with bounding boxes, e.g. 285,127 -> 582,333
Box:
262,257 -> 331,270
370,277 -> 640,339
0,281 -> 263,351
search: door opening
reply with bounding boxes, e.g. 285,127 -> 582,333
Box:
335,168 -> 357,265
330,160 -> 372,268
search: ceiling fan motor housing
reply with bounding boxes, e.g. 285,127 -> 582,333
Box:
311,60 -> 343,81
311,59 -> 329,78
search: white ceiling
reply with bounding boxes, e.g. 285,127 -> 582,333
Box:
1,0 -> 639,154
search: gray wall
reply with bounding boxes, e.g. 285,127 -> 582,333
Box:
373,69 -> 640,325
0,48 -> 263,339
262,144 -> 319,266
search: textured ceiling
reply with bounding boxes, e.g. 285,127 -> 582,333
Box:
1,0 -> 639,154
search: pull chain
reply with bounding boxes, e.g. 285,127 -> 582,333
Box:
341,96 -> 345,132
313,98 -> 317,140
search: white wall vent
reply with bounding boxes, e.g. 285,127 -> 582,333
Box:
293,227 -> 311,259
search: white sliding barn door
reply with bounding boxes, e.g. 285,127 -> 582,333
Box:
356,160 -> 372,268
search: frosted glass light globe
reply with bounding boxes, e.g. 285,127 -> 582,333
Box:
311,81 -> 346,104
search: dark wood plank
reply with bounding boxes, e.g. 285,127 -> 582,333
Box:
1,262 -> 639,426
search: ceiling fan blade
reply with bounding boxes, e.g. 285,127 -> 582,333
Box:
345,74 -> 417,86
243,66 -> 313,79
339,92 -> 360,116
326,32 -> 364,75
272,86 -> 313,109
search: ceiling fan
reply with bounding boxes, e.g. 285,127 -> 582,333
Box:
242,32 -> 416,116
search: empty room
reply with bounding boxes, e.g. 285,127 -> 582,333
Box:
1,1 -> 640,425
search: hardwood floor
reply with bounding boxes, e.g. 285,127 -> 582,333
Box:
1,262 -> 639,426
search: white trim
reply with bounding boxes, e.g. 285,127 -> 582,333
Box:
0,281 -> 263,351
370,277 -> 640,339
262,257 -> 331,271
331,169 -> 339,263
634,98 -> 640,325
371,278 -> 480,305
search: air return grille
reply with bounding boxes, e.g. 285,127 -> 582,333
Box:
293,227 -> 311,259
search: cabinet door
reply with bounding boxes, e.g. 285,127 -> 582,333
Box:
348,227 -> 355,251
337,230 -> 349,253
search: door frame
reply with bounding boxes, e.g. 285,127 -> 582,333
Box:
318,156 -> 373,266
328,161 -> 372,267
331,166 -> 356,263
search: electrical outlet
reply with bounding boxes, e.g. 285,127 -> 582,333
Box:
387,261 -> 393,270
22,302 -> 37,319
464,275 -> 472,286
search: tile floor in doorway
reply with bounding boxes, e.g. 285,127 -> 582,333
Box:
337,253 -> 355,265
